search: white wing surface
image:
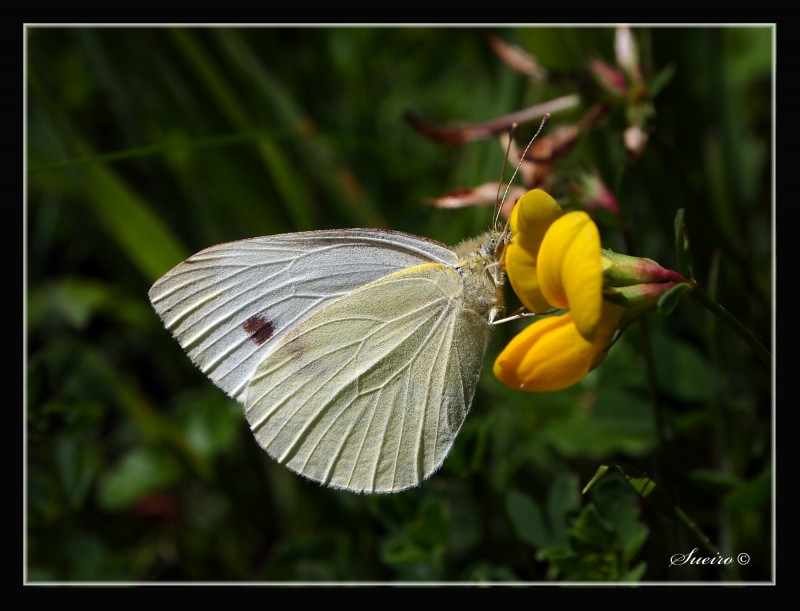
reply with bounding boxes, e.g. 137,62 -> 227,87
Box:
149,230 -> 457,402
244,263 -> 492,493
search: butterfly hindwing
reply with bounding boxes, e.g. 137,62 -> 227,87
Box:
244,263 -> 493,493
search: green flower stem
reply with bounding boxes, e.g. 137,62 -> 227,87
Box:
640,319 -> 675,495
690,285 -> 771,367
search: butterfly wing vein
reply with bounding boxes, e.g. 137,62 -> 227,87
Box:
148,230 -> 457,402
244,264 -> 492,493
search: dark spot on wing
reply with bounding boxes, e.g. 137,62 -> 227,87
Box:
243,315 -> 275,345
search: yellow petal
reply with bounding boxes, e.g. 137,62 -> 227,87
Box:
505,189 -> 563,313
537,211 -> 602,341
505,242 -> 550,313
588,302 -> 626,371
494,313 -> 596,392
510,189 -> 564,241
493,303 -> 624,393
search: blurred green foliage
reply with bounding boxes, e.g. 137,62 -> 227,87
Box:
26,26 -> 772,583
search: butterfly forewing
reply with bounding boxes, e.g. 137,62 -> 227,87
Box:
244,263 -> 493,493
148,230 -> 458,402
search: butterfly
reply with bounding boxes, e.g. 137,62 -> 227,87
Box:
149,228 -> 506,493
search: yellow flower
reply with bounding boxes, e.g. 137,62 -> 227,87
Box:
494,304 -> 624,392
495,189 -> 621,392
504,189 -> 563,314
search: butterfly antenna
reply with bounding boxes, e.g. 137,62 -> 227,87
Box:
493,122 -> 519,229
494,112 -> 552,232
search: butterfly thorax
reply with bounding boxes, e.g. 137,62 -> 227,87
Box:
454,231 -> 506,324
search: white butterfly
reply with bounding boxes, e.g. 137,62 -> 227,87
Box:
149,228 -> 506,493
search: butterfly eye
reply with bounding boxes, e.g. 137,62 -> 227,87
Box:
484,232 -> 500,254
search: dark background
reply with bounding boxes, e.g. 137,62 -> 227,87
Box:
26,26 -> 772,582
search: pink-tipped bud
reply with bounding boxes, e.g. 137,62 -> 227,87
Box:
589,58 -> 628,97
577,171 -> 620,216
602,250 -> 687,287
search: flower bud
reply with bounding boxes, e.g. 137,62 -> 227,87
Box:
589,58 -> 628,97
576,171 -> 620,216
604,281 -> 683,326
602,250 -> 686,286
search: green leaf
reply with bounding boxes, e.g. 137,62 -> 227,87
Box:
54,436 -> 101,509
621,561 -> 648,581
689,468 -> 744,494
724,468 -> 771,511
568,505 -> 615,552
648,63 -> 676,97
544,388 -> 657,458
506,489 -> 549,549
622,525 -> 650,566
547,473 -> 581,546
412,501 -> 449,548
97,446 -> 183,511
28,279 -> 155,332
380,501 -> 448,567
657,282 -> 692,315
173,391 -> 242,460
467,562 -> 520,582
381,538 -> 429,565
652,329 -> 714,402
592,477 -> 649,562
64,532 -> 111,581
76,160 -> 189,280
582,464 -> 610,495
609,463 -> 725,564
